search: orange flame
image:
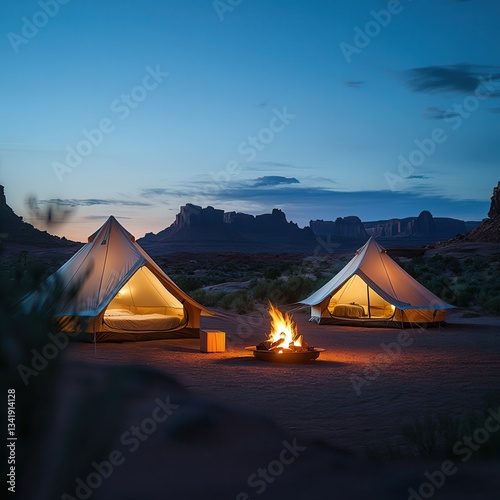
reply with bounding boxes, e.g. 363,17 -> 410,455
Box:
267,303 -> 302,350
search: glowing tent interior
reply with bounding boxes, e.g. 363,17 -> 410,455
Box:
21,216 -> 213,341
300,238 -> 454,327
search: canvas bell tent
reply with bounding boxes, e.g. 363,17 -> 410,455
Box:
21,216 -> 213,341
300,238 -> 454,327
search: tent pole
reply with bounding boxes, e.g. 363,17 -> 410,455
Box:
93,318 -> 97,357
367,284 -> 371,319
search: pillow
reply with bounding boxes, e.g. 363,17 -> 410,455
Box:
105,308 -> 132,316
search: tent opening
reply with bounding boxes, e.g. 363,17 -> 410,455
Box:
327,274 -> 395,319
106,266 -> 184,317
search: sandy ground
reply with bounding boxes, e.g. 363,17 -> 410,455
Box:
65,308 -> 500,456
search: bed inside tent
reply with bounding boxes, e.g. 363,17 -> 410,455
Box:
102,266 -> 187,333
328,274 -> 395,320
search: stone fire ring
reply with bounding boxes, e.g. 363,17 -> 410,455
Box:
245,346 -> 325,363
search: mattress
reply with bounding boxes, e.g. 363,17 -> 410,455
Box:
103,309 -> 184,331
331,303 -> 365,318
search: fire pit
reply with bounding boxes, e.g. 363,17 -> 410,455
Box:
246,303 -> 325,363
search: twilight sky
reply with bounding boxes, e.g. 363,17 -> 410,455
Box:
1,0 -> 499,242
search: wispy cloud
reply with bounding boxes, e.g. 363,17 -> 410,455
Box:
303,176 -> 337,184
140,179 -> 488,224
141,187 -> 191,199
251,160 -> 300,169
39,198 -> 151,207
255,101 -> 267,108
250,176 -> 299,187
141,176 -> 301,199
141,188 -> 170,197
423,106 -> 460,120
208,185 -> 488,221
343,81 -> 364,88
405,64 -> 500,95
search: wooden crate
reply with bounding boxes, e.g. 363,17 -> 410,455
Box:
200,330 -> 226,353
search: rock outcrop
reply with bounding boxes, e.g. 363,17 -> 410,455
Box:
140,204 -> 315,251
488,181 -> 500,218
444,181 -> 500,243
364,211 -> 470,239
310,216 -> 367,239
0,185 -> 76,248
140,203 -> 481,253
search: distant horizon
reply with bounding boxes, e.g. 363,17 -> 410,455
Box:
14,191 -> 488,244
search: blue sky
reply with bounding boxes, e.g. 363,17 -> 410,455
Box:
1,0 -> 499,241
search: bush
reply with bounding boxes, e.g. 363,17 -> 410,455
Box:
401,392 -> 500,460
232,291 -> 255,314
454,289 -> 475,308
482,296 -> 500,315
173,275 -> 207,292
263,267 -> 281,280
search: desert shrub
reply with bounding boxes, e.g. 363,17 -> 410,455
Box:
1,252 -> 92,485
174,274 -> 233,292
424,275 -> 449,297
454,288 -> 475,307
370,392 -> 500,459
250,280 -> 277,302
401,392 -> 500,460
396,254 -> 499,315
278,275 -> 315,303
190,289 -> 226,307
263,266 -> 281,280
249,275 -> 321,305
232,291 -> 255,314
481,295 -> 500,315
190,289 -> 254,313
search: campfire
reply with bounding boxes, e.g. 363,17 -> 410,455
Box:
246,303 -> 324,363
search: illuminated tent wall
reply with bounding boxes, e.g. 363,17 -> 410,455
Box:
21,216 -> 213,341
300,238 -> 454,328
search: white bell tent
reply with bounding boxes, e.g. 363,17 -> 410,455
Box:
21,216 -> 213,341
300,238 -> 454,327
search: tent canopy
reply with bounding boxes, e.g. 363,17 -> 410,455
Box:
21,216 -> 212,339
300,238 -> 454,326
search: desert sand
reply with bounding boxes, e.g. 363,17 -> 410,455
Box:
17,308 -> 500,500
66,308 -> 500,456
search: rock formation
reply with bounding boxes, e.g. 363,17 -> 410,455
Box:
140,204 -> 315,250
445,181 -> 500,243
310,216 -> 367,239
488,181 -> 500,218
140,202 -> 480,253
0,185 -> 75,248
363,211 -> 470,239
